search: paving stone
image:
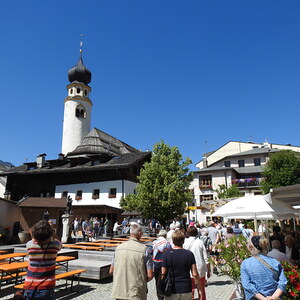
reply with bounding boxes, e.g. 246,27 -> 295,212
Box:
1,273 -> 235,300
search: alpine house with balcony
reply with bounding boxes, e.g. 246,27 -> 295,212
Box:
189,141 -> 300,223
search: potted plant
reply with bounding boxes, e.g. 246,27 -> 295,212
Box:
213,235 -> 251,299
18,231 -> 31,244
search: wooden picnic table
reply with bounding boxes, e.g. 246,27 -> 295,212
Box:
0,256 -> 76,289
111,237 -> 129,241
56,256 -> 76,271
62,244 -> 104,251
76,242 -> 120,247
0,253 -> 27,263
86,239 -> 124,244
112,237 -> 154,241
0,261 -> 28,289
112,237 -> 154,242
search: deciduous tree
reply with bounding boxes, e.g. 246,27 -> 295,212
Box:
261,150 -> 300,194
215,184 -> 241,199
120,140 -> 193,223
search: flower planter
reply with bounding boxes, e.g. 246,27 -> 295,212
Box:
18,231 -> 31,244
233,281 -> 245,300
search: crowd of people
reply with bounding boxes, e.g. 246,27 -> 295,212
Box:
71,217 -> 129,240
110,219 -> 300,300
14,217 -> 299,300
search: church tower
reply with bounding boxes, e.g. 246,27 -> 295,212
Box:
61,49 -> 92,155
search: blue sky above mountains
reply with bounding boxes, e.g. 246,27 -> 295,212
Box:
1,1 -> 300,170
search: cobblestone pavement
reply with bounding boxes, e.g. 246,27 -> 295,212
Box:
1,273 -> 235,300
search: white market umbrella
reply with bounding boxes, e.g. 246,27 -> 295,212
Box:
212,195 -> 274,216
212,194 -> 297,232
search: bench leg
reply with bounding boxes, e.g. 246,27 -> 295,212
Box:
70,274 -> 81,293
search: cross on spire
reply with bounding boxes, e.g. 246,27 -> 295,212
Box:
80,33 -> 83,55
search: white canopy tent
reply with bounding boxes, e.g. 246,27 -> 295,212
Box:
212,194 -> 297,232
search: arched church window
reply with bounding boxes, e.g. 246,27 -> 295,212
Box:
77,88 -> 81,94
76,106 -> 86,118
70,88 -> 73,95
84,89 -> 87,96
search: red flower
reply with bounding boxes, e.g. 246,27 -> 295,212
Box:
296,283 -> 300,291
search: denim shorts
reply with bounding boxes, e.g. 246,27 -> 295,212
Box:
24,288 -> 55,300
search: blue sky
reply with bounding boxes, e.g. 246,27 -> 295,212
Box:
1,1 -> 300,170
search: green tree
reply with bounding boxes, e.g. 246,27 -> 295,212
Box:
215,184 -> 241,199
120,140 -> 193,223
261,150 -> 300,194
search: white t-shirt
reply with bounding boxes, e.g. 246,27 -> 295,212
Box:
183,237 -> 208,278
113,223 -> 120,232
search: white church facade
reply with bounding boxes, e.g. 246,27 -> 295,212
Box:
1,51 -> 150,234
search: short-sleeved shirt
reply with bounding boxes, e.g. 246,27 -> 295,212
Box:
207,226 -> 219,244
200,235 -> 213,252
162,248 -> 196,294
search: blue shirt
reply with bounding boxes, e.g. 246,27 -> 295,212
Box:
241,255 -> 287,300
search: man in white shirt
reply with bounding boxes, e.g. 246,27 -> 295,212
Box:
267,240 -> 289,261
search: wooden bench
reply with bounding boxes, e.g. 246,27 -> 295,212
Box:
2,266 -> 61,284
62,244 -> 103,251
76,242 -> 119,247
15,269 -> 86,292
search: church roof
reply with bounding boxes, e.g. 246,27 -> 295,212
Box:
68,55 -> 91,85
67,128 -> 139,157
2,152 -> 151,175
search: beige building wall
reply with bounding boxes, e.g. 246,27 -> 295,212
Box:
0,199 -> 20,238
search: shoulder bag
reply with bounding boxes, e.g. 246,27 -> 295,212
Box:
157,250 -> 174,297
254,255 -> 279,281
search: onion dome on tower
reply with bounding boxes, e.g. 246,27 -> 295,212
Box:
68,52 -> 92,85
62,41 -> 93,155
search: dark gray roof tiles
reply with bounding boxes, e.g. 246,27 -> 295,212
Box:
68,128 -> 139,157
1,152 -> 151,175
225,147 -> 279,158
193,165 -> 263,174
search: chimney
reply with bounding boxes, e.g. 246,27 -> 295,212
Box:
36,153 -> 46,168
58,153 -> 64,160
203,156 -> 208,169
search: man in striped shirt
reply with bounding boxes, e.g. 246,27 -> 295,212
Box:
24,220 -> 61,300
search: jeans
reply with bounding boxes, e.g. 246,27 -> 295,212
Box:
24,288 -> 55,300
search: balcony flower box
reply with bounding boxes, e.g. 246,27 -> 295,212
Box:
199,185 -> 212,190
